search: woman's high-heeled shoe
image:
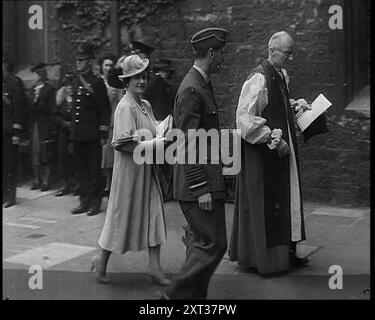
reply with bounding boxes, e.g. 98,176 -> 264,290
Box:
90,256 -> 110,284
148,269 -> 172,286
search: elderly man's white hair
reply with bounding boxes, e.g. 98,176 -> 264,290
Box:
268,31 -> 294,49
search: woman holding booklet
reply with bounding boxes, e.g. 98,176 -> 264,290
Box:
91,54 -> 170,286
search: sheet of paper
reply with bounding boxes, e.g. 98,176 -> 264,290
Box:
156,114 -> 173,137
297,93 -> 332,131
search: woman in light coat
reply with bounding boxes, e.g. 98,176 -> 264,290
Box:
91,55 -> 170,286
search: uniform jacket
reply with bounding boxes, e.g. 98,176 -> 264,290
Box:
3,75 -> 27,137
30,81 -> 56,141
173,67 -> 225,201
55,96 -> 73,127
69,71 -> 111,142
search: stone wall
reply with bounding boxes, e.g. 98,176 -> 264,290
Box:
298,110 -> 370,206
6,0 -> 370,206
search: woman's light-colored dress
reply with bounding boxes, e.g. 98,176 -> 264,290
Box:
98,92 -> 166,253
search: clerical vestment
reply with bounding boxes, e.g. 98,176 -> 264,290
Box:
229,59 -> 306,273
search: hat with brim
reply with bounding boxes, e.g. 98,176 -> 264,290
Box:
118,54 -> 149,79
107,68 -> 124,89
76,41 -> 95,61
30,61 -> 47,73
191,27 -> 228,51
153,58 -> 175,73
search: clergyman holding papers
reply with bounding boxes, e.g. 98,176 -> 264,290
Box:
229,31 -> 311,274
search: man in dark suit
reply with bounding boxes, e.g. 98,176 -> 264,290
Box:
148,58 -> 177,121
149,58 -> 178,201
70,42 -> 111,216
159,28 -> 228,300
3,57 -> 28,208
29,62 -> 57,192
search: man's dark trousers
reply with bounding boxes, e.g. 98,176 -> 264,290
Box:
164,198 -> 227,299
3,136 -> 18,203
74,140 -> 105,211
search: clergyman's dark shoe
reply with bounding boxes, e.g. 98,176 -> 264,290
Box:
87,208 -> 100,216
3,201 -> 16,208
71,205 -> 89,215
55,189 -> 69,197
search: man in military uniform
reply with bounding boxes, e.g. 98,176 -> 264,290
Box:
70,42 -> 111,216
55,72 -> 77,197
3,58 -> 28,208
158,28 -> 228,299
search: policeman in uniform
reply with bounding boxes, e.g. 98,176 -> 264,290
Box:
3,58 -> 27,208
158,28 -> 228,299
70,42 -> 111,216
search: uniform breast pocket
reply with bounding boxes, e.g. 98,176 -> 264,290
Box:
202,104 -> 219,130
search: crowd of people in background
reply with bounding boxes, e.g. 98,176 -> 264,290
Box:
2,39 -> 177,211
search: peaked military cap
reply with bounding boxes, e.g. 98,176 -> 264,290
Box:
76,41 -> 95,60
190,27 -> 228,51
153,58 -> 175,73
30,61 -> 47,73
131,40 -> 155,56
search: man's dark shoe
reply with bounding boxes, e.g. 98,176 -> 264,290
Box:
55,189 -> 69,197
71,205 -> 89,215
87,208 -> 100,216
3,201 -> 16,208
290,254 -> 309,267
40,183 -> 50,192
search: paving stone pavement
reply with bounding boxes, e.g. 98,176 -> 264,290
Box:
2,187 -> 370,300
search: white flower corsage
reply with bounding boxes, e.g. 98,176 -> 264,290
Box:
267,129 -> 282,150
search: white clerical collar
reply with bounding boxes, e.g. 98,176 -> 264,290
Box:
193,65 -> 209,83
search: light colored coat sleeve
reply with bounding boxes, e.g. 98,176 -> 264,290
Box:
236,73 -> 271,144
111,99 -> 139,152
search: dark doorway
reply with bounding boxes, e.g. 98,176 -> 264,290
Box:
345,0 -> 371,102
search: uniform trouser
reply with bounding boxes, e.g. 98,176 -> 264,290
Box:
57,129 -> 75,189
3,136 -> 18,203
163,199 -> 227,299
73,140 -> 105,210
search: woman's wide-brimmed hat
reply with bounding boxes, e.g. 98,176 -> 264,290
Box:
118,54 -> 149,79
